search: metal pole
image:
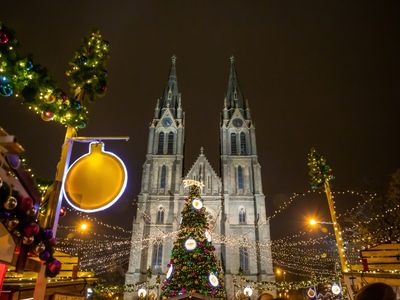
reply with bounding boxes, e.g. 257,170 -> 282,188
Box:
33,126 -> 76,300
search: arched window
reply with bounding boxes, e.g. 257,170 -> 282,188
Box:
152,242 -> 163,270
240,132 -> 247,155
239,247 -> 249,272
238,166 -> 244,190
231,133 -> 237,155
160,165 -> 166,189
156,207 -> 164,224
157,132 -> 164,154
239,208 -> 246,224
167,132 -> 174,154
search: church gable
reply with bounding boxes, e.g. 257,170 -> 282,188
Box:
183,148 -> 222,196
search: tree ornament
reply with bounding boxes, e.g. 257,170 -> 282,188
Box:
26,60 -> 33,70
41,111 -> 54,121
0,82 -> 13,97
24,222 -> 40,237
46,258 -> 62,277
22,236 -> 35,245
243,286 -> 253,296
19,196 -> 33,212
33,242 -> 46,255
205,230 -> 212,242
138,288 -> 147,298
4,196 -> 18,210
192,197 -> 203,210
44,94 -> 56,104
185,238 -> 197,250
209,273 -> 219,287
166,264 -> 173,279
59,206 -> 67,217
6,217 -> 19,230
48,237 -> 57,246
44,229 -> 53,239
0,32 -> 8,44
39,250 -> 50,261
26,206 -> 37,217
72,101 -> 81,110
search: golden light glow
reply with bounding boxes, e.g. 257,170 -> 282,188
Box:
309,218 -> 317,226
79,223 -> 88,231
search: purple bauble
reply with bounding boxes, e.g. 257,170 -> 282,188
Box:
19,197 -> 33,212
47,259 -> 62,275
39,250 -> 51,261
44,229 -> 53,239
24,222 -> 40,237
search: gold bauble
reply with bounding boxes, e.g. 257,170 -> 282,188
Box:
63,142 -> 127,212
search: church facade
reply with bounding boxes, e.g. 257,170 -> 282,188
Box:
125,57 -> 274,298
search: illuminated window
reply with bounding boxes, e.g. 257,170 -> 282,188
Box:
240,132 -> 247,155
156,207 -> 164,224
231,133 -> 237,155
239,247 -> 249,271
157,132 -> 164,154
238,166 -> 244,189
152,243 -> 163,270
160,165 -> 167,189
239,208 -> 246,224
167,132 -> 174,154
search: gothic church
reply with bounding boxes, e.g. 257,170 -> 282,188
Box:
125,57 -> 274,298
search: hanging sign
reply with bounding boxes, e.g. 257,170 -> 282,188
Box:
63,142 -> 127,212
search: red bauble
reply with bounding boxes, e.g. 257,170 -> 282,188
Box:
24,222 -> 40,237
41,111 -> 54,121
59,207 -> 67,217
0,32 -> 9,44
48,237 -> 57,246
19,196 -> 33,212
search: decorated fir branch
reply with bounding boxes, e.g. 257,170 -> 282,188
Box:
0,22 -> 109,128
307,148 -> 334,190
160,180 -> 226,299
0,178 -> 61,277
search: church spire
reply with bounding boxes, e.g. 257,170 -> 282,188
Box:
159,55 -> 180,118
226,56 -> 246,113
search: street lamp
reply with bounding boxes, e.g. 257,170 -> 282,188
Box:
79,222 -> 89,232
307,217 -> 333,226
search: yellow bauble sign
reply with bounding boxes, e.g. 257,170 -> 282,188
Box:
63,142 -> 127,212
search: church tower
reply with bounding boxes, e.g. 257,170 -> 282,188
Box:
220,57 -> 275,290
125,56 -> 185,287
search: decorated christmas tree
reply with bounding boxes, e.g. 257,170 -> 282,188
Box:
160,180 -> 226,299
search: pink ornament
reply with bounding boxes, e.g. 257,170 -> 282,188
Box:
24,222 -> 40,237
48,237 -> 57,246
0,32 -> 9,44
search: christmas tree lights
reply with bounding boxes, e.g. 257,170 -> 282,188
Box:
307,148 -> 334,189
0,23 -> 109,128
160,182 -> 226,298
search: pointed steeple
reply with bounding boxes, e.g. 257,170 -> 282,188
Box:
159,55 -> 180,118
226,56 -> 246,113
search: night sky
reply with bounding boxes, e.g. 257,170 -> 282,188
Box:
1,1 -> 399,239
